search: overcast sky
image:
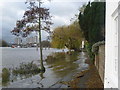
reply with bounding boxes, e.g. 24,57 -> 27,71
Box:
0,0 -> 89,43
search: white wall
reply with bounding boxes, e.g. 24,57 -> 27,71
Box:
105,1 -> 118,88
118,2 -> 120,90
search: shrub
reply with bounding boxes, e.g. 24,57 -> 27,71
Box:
2,68 -> 10,84
85,42 -> 95,62
12,62 -> 40,75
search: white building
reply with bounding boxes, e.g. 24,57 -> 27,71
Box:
81,41 -> 85,49
14,37 -> 22,45
34,36 -> 39,43
26,36 -> 39,44
105,1 -> 119,88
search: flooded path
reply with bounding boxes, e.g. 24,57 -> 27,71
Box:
2,48 -> 89,88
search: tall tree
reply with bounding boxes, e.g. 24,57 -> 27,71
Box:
78,1 -> 105,60
78,1 -> 105,44
51,21 -> 83,51
11,0 -> 52,72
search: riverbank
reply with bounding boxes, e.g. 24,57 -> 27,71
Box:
2,51 -> 89,88
60,52 -> 104,88
2,49 -> 103,88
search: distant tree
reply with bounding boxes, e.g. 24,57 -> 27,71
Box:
0,40 -> 2,47
51,21 -> 83,51
0,40 -> 8,47
41,40 -> 51,48
11,0 -> 52,72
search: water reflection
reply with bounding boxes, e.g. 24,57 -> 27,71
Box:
40,72 -> 45,80
2,51 -> 88,88
45,52 -> 80,77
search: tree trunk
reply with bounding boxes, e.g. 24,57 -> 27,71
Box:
39,1 -> 45,72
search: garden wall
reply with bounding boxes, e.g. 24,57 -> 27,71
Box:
94,45 -> 105,83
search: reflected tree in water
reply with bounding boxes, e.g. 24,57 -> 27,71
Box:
45,52 -> 79,77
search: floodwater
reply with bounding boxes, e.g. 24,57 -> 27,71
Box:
1,47 -> 89,88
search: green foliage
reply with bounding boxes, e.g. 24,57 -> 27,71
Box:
51,21 -> 83,51
41,40 -> 51,48
85,42 -> 95,62
78,2 -> 105,61
0,40 -> 8,47
2,68 -> 10,84
78,2 -> 105,44
13,62 -> 40,75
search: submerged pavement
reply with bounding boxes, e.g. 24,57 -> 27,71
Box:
2,51 -> 89,88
